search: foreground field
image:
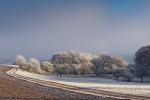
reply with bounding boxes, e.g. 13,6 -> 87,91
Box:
15,68 -> 150,98
1,65 -> 122,100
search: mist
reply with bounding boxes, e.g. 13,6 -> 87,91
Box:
0,0 -> 150,63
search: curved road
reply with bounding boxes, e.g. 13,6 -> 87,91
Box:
1,65 -> 150,100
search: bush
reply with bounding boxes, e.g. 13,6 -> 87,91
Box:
28,58 -> 42,73
128,64 -> 136,75
16,54 -> 26,66
20,64 -> 31,71
112,67 -> 126,81
41,61 -> 54,73
123,70 -> 133,82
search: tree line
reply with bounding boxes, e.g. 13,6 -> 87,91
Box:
16,45 -> 150,82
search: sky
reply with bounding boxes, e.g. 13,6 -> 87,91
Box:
0,0 -> 150,62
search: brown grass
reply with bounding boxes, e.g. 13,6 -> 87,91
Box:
0,66 -> 52,99
0,65 -> 117,100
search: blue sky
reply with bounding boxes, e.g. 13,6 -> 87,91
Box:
0,0 -> 150,61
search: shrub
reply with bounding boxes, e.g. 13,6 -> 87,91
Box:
16,54 -> 26,66
123,70 -> 133,82
20,64 -> 31,71
41,61 -> 54,73
112,67 -> 126,81
128,64 -> 136,75
28,58 -> 42,73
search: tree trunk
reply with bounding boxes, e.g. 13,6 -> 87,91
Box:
99,63 -> 105,76
60,73 -> 62,77
116,75 -> 119,81
141,75 -> 143,82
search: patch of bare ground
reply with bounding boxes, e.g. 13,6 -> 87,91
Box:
0,65 -> 121,100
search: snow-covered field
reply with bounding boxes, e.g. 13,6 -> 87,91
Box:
16,69 -> 150,97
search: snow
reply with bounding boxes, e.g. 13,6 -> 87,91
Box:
16,69 -> 150,97
2,64 -> 19,68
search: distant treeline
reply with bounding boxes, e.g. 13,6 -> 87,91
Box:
16,45 -> 150,82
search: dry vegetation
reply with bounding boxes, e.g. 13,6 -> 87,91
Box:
0,65 -> 122,100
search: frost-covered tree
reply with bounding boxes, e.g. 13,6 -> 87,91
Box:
51,52 -> 71,76
51,51 -> 73,64
41,61 -> 54,73
128,64 -> 136,75
91,54 -> 113,76
112,56 -> 128,81
51,51 -> 93,76
54,64 -> 68,77
28,58 -> 41,73
112,56 -> 128,68
135,45 -> 150,82
16,54 -> 26,66
123,70 -> 133,82
76,52 -> 93,74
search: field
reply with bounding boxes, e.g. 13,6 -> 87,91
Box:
15,69 -> 150,98
0,65 -> 111,100
0,65 -> 127,100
